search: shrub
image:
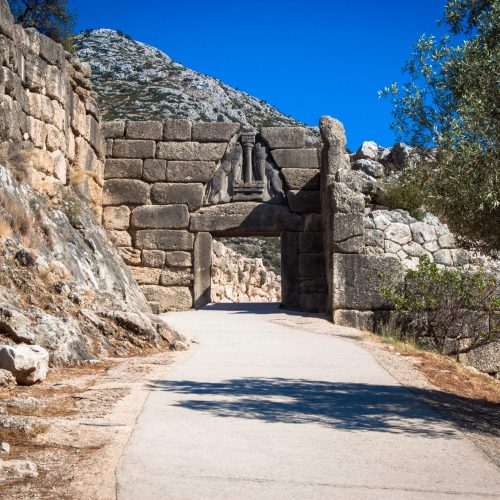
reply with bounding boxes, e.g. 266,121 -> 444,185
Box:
380,256 -> 499,355
374,177 -> 427,220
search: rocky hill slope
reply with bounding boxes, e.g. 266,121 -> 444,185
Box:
74,29 -> 316,136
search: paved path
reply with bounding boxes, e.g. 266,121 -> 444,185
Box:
117,304 -> 500,499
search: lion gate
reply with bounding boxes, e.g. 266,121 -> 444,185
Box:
101,121 -> 328,313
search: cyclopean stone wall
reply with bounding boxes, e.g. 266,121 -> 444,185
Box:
0,0 -> 104,215
101,120 -> 327,313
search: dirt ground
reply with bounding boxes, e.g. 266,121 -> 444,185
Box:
0,311 -> 499,498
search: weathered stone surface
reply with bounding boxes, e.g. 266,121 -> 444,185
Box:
299,294 -> 327,312
157,142 -> 226,161
118,247 -> 142,266
385,223 -> 412,245
0,369 -> 16,391
281,168 -> 320,190
352,158 -> 384,178
103,179 -> 149,205
281,232 -> 299,308
434,249 -> 453,266
299,232 -> 323,253
271,149 -> 319,169
130,267 -> 161,285
166,251 -> 192,267
193,232 -> 212,309
103,206 -> 130,230
104,159 -> 143,179
130,205 -> 189,229
143,159 -> 167,182
462,341 -> 500,376
0,344 -> 49,385
190,202 -> 303,233
192,122 -> 240,142
299,253 -> 325,278
142,250 -> 166,268
332,182 -> 365,214
287,190 -> 321,214
333,214 -> 365,253
299,278 -> 328,294
304,214 -> 322,232
151,183 -> 204,211
166,161 -> 217,183
160,268 -> 193,286
332,254 -> 401,310
365,229 -> 385,248
102,121 -> 125,139
333,310 -> 375,331
126,120 -> 163,140
113,140 -> 156,159
354,141 -> 379,161
260,127 -> 305,149
107,230 -> 132,247
0,459 -> 38,484
164,119 -> 191,141
135,230 -> 194,251
142,285 -> 192,312
410,222 -> 437,244
438,233 -> 455,249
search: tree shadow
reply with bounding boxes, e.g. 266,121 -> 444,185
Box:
147,377 -> 500,438
203,302 -> 325,318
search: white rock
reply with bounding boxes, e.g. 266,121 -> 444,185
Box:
0,344 -> 49,385
0,443 -> 10,455
434,249 -> 453,266
352,159 -> 384,178
373,214 -> 391,231
438,233 -> 455,248
423,241 -> 439,253
385,223 -> 412,245
385,240 -> 401,254
0,369 -> 16,390
403,242 -> 428,258
0,459 -> 38,484
410,222 -> 437,244
354,141 -> 379,161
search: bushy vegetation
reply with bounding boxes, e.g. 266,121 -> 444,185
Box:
380,0 -> 499,251
374,177 -> 427,220
380,256 -> 499,355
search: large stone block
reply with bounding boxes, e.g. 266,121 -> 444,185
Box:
107,230 -> 132,247
190,202 -> 303,233
118,247 -> 142,266
333,310 -> 375,331
157,141 -> 226,161
141,285 -> 192,312
103,179 -> 150,205
260,127 -> 305,149
130,267 -> 161,285
193,232 -> 212,308
0,0 -> 15,39
142,250 -> 166,268
104,159 -> 143,179
281,168 -> 320,190
299,294 -> 327,312
166,251 -> 192,267
299,278 -> 328,294
192,122 -> 240,142
151,183 -> 204,211
299,232 -> 323,253
166,161 -> 217,183
281,232 -> 299,308
164,119 -> 191,141
130,205 -> 189,229
160,268 -> 193,286
332,254 -> 400,310
39,34 -> 65,68
103,205 -> 130,230
135,230 -> 194,251
126,120 -> 163,140
102,121 -> 125,139
304,214 -> 323,232
287,190 -> 321,214
333,213 -> 365,253
299,253 -> 325,278
143,159 -> 167,182
332,182 -> 365,214
113,139 -> 156,159
271,149 -> 319,169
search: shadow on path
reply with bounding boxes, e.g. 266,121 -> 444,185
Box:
203,302 -> 325,318
147,377 -> 488,438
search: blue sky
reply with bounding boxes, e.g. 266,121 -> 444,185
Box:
69,0 -> 448,149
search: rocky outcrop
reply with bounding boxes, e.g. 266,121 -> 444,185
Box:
211,240 -> 281,303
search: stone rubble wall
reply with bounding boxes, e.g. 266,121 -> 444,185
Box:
0,0 -> 104,216
211,240 -> 281,303
101,120 -> 327,313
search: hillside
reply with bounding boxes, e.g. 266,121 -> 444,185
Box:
74,29 -> 317,136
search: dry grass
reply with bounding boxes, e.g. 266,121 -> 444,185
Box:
70,167 -> 91,188
0,215 -> 13,238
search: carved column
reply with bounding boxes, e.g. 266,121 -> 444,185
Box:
241,133 -> 256,184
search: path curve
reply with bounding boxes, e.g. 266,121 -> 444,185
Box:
117,304 -> 500,499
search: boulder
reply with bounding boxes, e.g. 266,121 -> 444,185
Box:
354,141 -> 380,161
0,344 -> 49,385
352,158 -> 384,178
0,369 -> 16,391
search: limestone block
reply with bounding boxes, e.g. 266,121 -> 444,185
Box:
352,158 -> 384,178
71,96 -> 87,137
102,121 -> 125,139
45,124 -> 65,152
365,229 -> 384,248
193,232 -> 212,309
27,91 -> 54,123
299,253 -> 325,278
107,229 -> 132,247
103,206 -> 130,230
166,161 -> 217,183
287,190 -> 321,214
118,247 -> 142,266
141,285 -> 193,312
385,223 -> 412,245
157,141 -> 226,161
410,222 -> 437,244
299,232 -> 323,253
281,168 -> 320,190
192,122 -> 240,142
151,183 -> 204,211
166,251 -> 192,267
271,149 -> 319,170
103,179 -> 150,205
423,241 -> 439,253
126,120 -> 163,140
190,202 -> 303,233
451,249 -> 469,266
403,241 -> 428,258
299,278 -> 328,294
333,310 -> 375,331
299,294 -> 327,312
164,119 -> 191,141
130,267 -> 161,285
385,240 -> 401,254
113,139 -> 156,159
160,268 -> 193,286
354,141 -> 379,161
332,182 -> 365,214
0,0 -> 15,39
143,159 -> 166,182
130,205 -> 189,229
304,214 -> 322,232
104,159 -> 143,179
38,34 -> 65,68
260,127 -> 305,149
142,250 -> 166,268
333,213 -> 365,253
0,344 -> 49,385
438,232 -> 456,249
433,249 -> 453,266
332,254 -> 401,310
135,230 -> 194,251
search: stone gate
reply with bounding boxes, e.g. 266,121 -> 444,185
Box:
101,121 -> 327,313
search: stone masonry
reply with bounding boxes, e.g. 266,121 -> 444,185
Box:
102,120 -> 327,313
